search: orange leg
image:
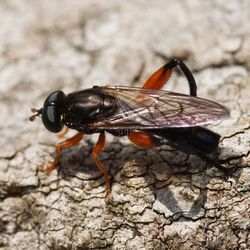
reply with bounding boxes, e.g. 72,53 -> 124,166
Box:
92,132 -> 111,199
46,132 -> 84,174
133,60 -> 178,146
57,126 -> 69,138
128,131 -> 159,149
142,59 -> 178,90
143,59 -> 197,96
129,60 -> 198,158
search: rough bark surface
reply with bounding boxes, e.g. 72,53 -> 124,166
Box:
0,1 -> 250,249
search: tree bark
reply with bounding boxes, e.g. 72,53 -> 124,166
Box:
0,1 -> 249,249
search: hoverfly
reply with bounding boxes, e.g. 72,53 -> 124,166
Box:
30,59 -> 230,198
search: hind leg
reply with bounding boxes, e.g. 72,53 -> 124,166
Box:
142,59 -> 197,96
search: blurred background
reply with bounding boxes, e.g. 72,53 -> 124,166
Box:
0,1 -> 249,249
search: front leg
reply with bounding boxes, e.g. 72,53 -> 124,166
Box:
46,132 -> 84,174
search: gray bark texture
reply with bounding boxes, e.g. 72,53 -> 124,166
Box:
0,1 -> 250,249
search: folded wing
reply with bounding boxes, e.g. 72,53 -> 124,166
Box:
88,86 -> 230,130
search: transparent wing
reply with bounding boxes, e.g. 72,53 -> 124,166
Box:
88,86 -> 230,130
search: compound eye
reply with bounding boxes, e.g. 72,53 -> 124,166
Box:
42,91 -> 65,133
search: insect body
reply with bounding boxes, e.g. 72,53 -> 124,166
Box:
30,59 -> 230,198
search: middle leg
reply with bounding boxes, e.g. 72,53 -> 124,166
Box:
92,132 -> 111,199
128,131 -> 161,149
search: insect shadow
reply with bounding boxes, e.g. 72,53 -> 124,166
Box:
54,139 -> 241,219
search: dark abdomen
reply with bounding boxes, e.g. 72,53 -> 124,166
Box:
187,127 -> 220,153
149,127 -> 220,154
